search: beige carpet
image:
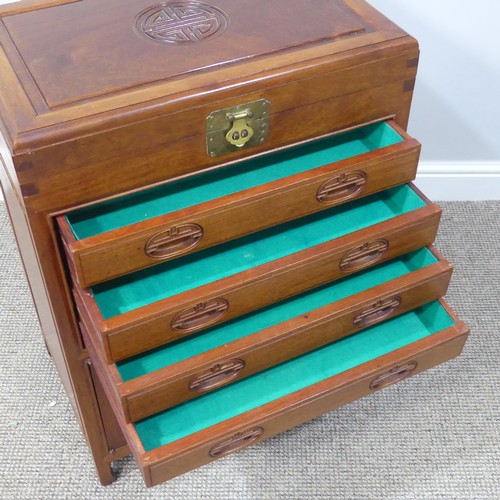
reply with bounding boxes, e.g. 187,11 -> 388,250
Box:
0,201 -> 499,499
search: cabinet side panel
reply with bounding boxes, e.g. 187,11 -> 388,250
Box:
0,141 -> 74,403
0,133 -> 119,485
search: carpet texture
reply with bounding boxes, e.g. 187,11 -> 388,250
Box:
0,201 -> 498,499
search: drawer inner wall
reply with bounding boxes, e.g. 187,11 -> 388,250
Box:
116,248 -> 439,382
135,301 -> 456,452
91,184 -> 426,319
66,122 -> 404,240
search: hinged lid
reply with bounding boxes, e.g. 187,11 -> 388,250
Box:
0,0 -> 418,214
0,0 -> 410,152
3,0 -> 369,109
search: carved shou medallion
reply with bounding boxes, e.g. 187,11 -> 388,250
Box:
136,1 -> 229,44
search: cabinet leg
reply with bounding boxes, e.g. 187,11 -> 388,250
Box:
85,361 -> 130,485
2,172 -> 127,486
95,459 -> 116,486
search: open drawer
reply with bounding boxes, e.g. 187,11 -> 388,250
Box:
74,183 -> 441,362
58,120 -> 420,287
82,246 -> 453,423
88,299 -> 468,487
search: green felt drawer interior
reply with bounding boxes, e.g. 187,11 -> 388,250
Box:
134,300 -> 455,451
117,248 -> 438,382
66,121 -> 403,240
91,184 -> 426,319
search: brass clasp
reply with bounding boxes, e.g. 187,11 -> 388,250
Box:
225,109 -> 254,148
206,99 -> 270,157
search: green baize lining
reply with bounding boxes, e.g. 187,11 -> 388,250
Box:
117,248 -> 438,382
135,301 -> 455,451
67,122 -> 403,239
92,184 -> 425,319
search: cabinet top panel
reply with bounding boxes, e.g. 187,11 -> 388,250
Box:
2,0 -> 370,108
0,0 -> 412,151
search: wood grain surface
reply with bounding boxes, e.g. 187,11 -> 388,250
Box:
86,297 -> 468,487
81,246 -> 454,423
59,120 -> 420,287
0,0 -> 467,489
74,185 -> 442,362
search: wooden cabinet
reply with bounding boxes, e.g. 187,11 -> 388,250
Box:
0,0 -> 467,487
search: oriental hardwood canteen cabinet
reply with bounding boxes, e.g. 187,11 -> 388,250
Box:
0,0 -> 468,488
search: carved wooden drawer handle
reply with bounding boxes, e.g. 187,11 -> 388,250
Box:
353,296 -> 402,329
145,223 -> 204,259
189,359 -> 245,393
370,362 -> 418,391
171,299 -> 229,333
340,239 -> 389,272
209,427 -> 264,458
317,171 -> 366,205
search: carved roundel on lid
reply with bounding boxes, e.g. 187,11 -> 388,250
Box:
135,1 -> 229,44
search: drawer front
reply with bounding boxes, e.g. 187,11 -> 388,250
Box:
58,120 -> 420,287
76,188 -> 441,362
82,247 -> 453,423
74,199 -> 440,362
152,324 -> 467,487
88,299 -> 467,487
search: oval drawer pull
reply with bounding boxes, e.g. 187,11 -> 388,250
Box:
172,298 -> 229,333
189,359 -> 245,393
340,239 -> 389,272
369,361 -> 418,391
353,296 -> 402,328
145,223 -> 204,259
209,427 -> 264,458
317,171 -> 366,205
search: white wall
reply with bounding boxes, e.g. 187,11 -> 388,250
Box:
1,1 -> 499,200
369,0 -> 500,199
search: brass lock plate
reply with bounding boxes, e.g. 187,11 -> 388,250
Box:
206,99 -> 270,157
